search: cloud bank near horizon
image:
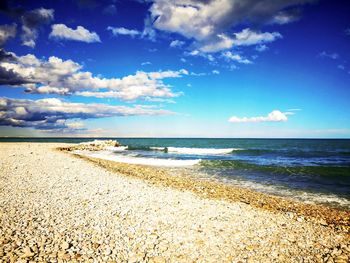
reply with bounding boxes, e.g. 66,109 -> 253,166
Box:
0,97 -> 174,132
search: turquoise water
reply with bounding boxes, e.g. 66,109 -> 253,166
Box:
3,138 -> 350,208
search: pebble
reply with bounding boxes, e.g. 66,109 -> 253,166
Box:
61,241 -> 70,250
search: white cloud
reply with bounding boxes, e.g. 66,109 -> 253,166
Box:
222,51 -> 252,64
50,24 -> 101,43
141,61 -> 152,66
107,26 -> 141,37
21,8 -> 54,48
319,51 -> 339,60
185,49 -> 215,62
229,110 -> 289,123
256,44 -> 268,52
0,51 -> 188,101
142,16 -> 157,41
269,10 -> 301,24
233,28 -> 282,46
198,33 -> 233,52
103,4 -> 117,15
0,24 -> 17,46
0,97 -> 173,131
190,72 -> 206,76
287,108 -> 302,112
212,70 -> 220,74
170,40 -> 185,48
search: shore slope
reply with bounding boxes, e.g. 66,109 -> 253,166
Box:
0,143 -> 349,262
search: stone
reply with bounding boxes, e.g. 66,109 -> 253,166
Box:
149,256 -> 166,263
334,254 -> 349,263
61,241 -> 70,250
319,219 -> 328,226
104,248 -> 112,256
21,246 -> 35,258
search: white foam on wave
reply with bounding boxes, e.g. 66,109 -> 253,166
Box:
165,147 -> 239,155
150,147 -> 166,151
75,150 -> 201,167
105,146 -> 128,152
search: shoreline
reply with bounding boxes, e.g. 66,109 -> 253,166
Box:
69,151 -> 350,232
1,142 -> 349,262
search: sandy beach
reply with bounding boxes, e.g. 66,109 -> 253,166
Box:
1,143 -> 350,262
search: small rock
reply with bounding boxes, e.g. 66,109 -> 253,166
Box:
334,254 -> 349,263
150,256 -> 166,263
104,248 -> 112,256
319,219 -> 328,226
21,246 -> 34,258
61,241 -> 70,250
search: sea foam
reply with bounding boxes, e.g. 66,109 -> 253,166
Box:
76,150 -> 201,167
150,147 -> 238,155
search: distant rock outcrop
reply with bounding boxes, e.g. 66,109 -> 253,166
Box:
59,140 -> 120,151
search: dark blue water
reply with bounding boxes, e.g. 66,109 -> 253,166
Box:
2,138 -> 350,208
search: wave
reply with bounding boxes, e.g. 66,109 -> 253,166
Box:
76,151 -> 201,167
105,146 -> 128,151
233,148 -> 350,158
200,160 -> 350,177
166,147 -> 238,155
126,145 -> 153,151
124,146 -> 239,155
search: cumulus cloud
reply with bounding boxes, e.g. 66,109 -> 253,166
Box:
228,110 -> 289,123
0,97 -> 173,132
0,49 -> 35,85
107,26 -> 141,37
233,28 -> 282,46
0,24 -> 17,46
148,0 -> 313,52
222,51 -> 252,64
212,70 -> 220,74
0,50 -> 188,101
0,49 -> 16,62
0,2 -> 54,48
21,8 -> 54,47
49,24 -> 100,43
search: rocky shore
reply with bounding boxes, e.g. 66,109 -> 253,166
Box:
1,143 -> 349,262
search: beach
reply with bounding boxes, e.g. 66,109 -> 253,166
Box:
1,143 -> 350,262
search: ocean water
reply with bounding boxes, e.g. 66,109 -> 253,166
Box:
2,138 -> 350,209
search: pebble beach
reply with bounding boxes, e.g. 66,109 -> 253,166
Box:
1,142 -> 350,262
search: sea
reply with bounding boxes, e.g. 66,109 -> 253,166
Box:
2,138 -> 350,209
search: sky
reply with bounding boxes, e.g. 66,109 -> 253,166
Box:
0,0 -> 349,138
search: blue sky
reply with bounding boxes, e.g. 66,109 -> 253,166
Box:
0,0 -> 349,138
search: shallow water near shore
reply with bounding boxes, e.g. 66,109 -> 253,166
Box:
3,137 -> 350,209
